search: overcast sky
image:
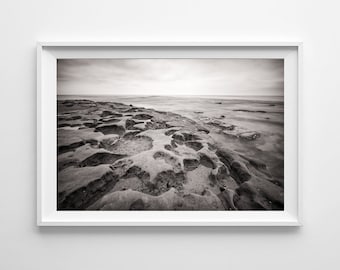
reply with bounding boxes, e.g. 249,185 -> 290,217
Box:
57,59 -> 283,96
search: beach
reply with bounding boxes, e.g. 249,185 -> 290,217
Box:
57,95 -> 284,210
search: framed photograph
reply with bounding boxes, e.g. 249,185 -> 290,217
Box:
37,42 -> 301,226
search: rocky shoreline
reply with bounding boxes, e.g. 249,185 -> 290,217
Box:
57,99 -> 283,210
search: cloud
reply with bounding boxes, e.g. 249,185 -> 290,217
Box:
57,58 -> 283,96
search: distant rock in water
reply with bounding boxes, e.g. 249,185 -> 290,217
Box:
239,131 -> 261,141
233,109 -> 267,113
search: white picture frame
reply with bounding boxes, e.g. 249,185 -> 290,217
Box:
37,42 -> 302,226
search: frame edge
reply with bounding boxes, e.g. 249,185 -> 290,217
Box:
36,42 -> 302,226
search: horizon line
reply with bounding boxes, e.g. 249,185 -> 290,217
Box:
57,94 -> 284,97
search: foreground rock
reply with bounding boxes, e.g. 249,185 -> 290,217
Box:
57,99 -> 283,210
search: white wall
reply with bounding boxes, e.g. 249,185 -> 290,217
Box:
1,0 -> 339,269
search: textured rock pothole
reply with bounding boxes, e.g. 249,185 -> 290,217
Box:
57,99 -> 283,211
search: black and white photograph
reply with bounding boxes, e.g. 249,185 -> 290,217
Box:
8,0 -> 340,266
57,58 -> 284,211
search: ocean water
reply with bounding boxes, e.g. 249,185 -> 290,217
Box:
58,95 -> 283,115
58,94 -> 283,102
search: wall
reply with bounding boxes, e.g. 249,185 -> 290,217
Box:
1,0 -> 339,269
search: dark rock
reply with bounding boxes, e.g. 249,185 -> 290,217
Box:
101,111 -> 123,117
132,114 -> 153,120
172,134 -> 184,141
164,144 -> 172,151
197,127 -> 210,134
145,120 -> 171,130
95,124 -> 125,136
216,150 -> 251,184
230,161 -> 251,184
151,171 -> 185,195
124,166 -> 150,182
182,133 -> 201,141
58,141 -> 85,155
58,172 -> 118,210
216,165 -> 229,180
79,152 -> 126,167
233,109 -> 267,113
129,199 -> 145,210
185,141 -> 203,151
199,154 -> 216,169
183,159 -> 200,171
239,131 -> 260,141
224,125 -> 235,131
218,189 -> 238,210
165,129 -> 177,136
125,119 -> 138,130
